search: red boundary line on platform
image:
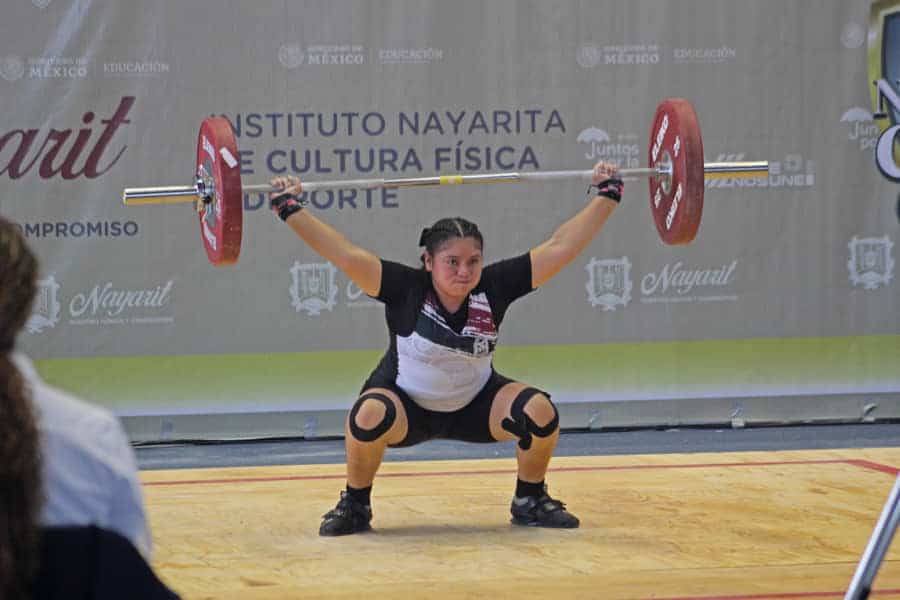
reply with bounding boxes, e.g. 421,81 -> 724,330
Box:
143,458 -> 898,487
646,590 -> 900,600
845,459 -> 900,476
642,588 -> 900,600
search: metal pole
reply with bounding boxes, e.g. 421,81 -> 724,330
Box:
844,473 -> 900,600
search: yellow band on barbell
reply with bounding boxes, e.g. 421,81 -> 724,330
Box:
439,175 -> 464,185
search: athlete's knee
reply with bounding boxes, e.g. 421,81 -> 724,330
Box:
349,392 -> 398,442
501,388 -> 559,451
355,399 -> 390,430
525,394 -> 557,429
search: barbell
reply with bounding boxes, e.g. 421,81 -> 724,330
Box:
122,98 -> 769,266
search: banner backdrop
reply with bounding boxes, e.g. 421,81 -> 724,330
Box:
2,1 -> 897,432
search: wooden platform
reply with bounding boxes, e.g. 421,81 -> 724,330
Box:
141,448 -> 900,599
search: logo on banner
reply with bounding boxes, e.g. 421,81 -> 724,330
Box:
585,258 -> 739,309
672,46 -> 736,64
640,260 -> 739,303
848,235 -> 895,290
278,44 -> 305,68
103,60 -> 170,77
585,257 -> 632,311
290,261 -> 338,316
278,43 -> 365,68
869,0 -> 900,180
577,43 -> 660,67
7,56 -> 90,80
1,96 -> 135,181
841,106 -> 880,152
25,276 -> 175,330
576,44 -> 602,68
26,275 -> 61,334
378,48 -> 444,65
705,153 -> 814,189
576,127 -> 640,169
0,56 -> 25,81
68,280 -> 175,325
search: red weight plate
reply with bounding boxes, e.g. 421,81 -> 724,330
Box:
647,98 -> 704,245
196,117 -> 243,265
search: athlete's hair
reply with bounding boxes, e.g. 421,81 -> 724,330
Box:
418,217 -> 484,266
0,216 -> 43,600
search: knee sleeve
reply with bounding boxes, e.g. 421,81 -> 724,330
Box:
501,388 -> 559,451
349,392 -> 397,442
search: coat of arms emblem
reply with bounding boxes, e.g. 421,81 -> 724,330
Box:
848,236 -> 894,290
585,257 -> 632,311
290,261 -> 338,316
26,275 -> 61,333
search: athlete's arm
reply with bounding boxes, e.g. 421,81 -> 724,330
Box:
270,176 -> 382,297
529,161 -> 622,289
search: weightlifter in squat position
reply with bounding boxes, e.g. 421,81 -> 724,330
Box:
269,160 -> 622,536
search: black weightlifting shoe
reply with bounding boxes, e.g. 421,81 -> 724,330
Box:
319,490 -> 373,536
510,486 -> 580,528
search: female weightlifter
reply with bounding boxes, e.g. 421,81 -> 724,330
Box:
269,160 -> 622,536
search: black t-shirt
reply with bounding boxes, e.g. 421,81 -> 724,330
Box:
365,252 -> 535,411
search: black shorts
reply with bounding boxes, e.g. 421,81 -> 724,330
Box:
361,371 -> 547,447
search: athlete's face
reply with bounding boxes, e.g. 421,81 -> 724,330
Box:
425,236 -> 483,307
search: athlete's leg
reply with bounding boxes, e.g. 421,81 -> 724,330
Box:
488,382 -> 560,483
487,381 -> 578,528
345,387 -> 408,488
320,387 -> 409,536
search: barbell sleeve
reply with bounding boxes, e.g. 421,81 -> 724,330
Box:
701,161 -> 770,180
122,186 -> 201,205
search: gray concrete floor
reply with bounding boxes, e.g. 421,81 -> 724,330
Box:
136,423 -> 900,470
